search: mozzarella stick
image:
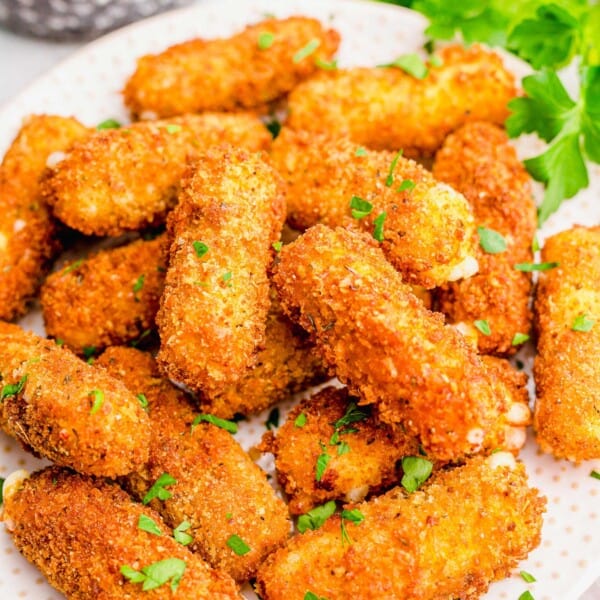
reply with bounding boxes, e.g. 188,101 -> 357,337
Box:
123,17 -> 340,119
157,146 -> 285,395
272,225 -> 529,461
256,454 -> 545,600
41,234 -> 167,354
287,44 -> 516,157
0,114 -> 89,321
433,122 -> 537,355
96,346 -> 291,582
534,226 -> 600,460
1,468 -> 241,599
0,322 -> 150,477
271,128 -> 478,288
41,113 -> 272,236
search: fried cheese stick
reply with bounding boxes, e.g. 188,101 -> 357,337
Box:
271,128 -> 478,288
0,322 -> 150,477
96,346 -> 290,582
1,467 -> 241,599
273,225 -> 529,461
287,44 -> 516,158
534,226 -> 600,460
433,122 -> 537,355
256,454 -> 545,600
42,113 -> 272,236
0,114 -> 89,321
157,146 -> 285,395
41,234 -> 167,354
123,17 -> 340,119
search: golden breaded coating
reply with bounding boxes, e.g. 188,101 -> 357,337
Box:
2,467 -> 241,599
256,454 -> 545,600
41,234 -> 167,354
97,346 -> 291,582
157,146 -> 285,396
199,292 -> 327,418
273,225 -> 530,461
0,114 -> 89,321
260,386 -> 420,514
42,113 -> 272,236
271,128 -> 478,288
123,17 -> 340,118
433,122 -> 537,355
0,322 -> 150,477
287,44 -> 516,158
533,226 -> 600,460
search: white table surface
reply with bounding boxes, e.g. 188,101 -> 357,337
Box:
0,8 -> 598,600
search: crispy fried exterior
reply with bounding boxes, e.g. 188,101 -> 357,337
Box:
533,226 -> 600,460
271,129 -> 478,288
123,17 -> 340,118
156,146 -> 285,396
287,44 -> 516,158
0,322 -> 150,477
273,225 -> 530,461
42,113 -> 272,236
97,346 -> 291,582
0,114 -> 89,320
2,467 -> 241,599
41,234 -> 167,354
256,454 -> 545,600
433,122 -> 536,355
260,386 -> 420,514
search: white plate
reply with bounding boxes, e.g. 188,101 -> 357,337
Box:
0,1 -> 599,599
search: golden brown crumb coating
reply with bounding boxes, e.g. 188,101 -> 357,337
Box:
123,17 -> 340,119
533,226 -> 600,460
42,113 -> 272,236
41,234 -> 167,354
97,346 -> 291,582
2,467 -> 241,599
272,225 -> 530,461
256,454 -> 545,600
433,122 -> 537,355
287,44 -> 516,158
156,146 -> 285,397
0,322 -> 150,477
260,386 -> 420,514
271,128 -> 478,288
0,114 -> 89,321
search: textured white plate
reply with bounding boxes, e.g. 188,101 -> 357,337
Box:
0,0 -> 599,599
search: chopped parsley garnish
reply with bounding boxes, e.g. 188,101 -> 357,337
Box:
520,571 -> 537,583
304,592 -> 328,600
83,346 -> 96,362
373,212 -> 387,242
591,470 -> 600,480
336,440 -> 350,456
293,38 -> 321,63
96,118 -> 121,130
401,456 -> 433,493
130,329 -> 152,348
572,314 -> 595,332
121,558 -> 186,592
173,521 -> 193,546
512,332 -> 530,346
340,508 -> 365,545
381,53 -> 429,79
532,234 -> 540,253
133,274 -> 145,300
315,58 -> 338,70
258,32 -> 275,49
315,442 -> 331,482
226,534 -> 251,556
88,389 -> 104,415
0,478 -> 4,505
385,150 -> 404,187
192,241 -> 209,258
55,338 -> 64,346
266,118 -> 282,139
272,241 -> 283,252
165,124 -> 182,134
514,262 -> 559,272
350,196 -> 373,220
143,473 -> 177,505
334,402 -> 369,430
137,514 -> 162,536
265,407 -> 280,430
63,258 -> 84,274
477,226 -> 507,254
294,412 -> 307,428
354,147 -> 368,157
397,179 -> 416,192
192,413 -> 238,434
222,271 -> 233,286
137,393 -> 149,410
518,592 -> 535,600
474,319 -> 491,336
297,500 -> 336,533
226,512 -> 233,520
0,374 -> 27,401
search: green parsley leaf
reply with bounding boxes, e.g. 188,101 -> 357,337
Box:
55,338 -> 64,346
62,258 -> 84,274
137,393 -> 149,410
514,262 -> 559,272
226,534 -> 251,556
397,179 -> 416,192
385,150 -> 404,187
192,413 -> 238,434
354,147 -> 368,157
83,346 -> 96,361
572,314 -> 595,332
532,233 -> 540,253
293,38 -> 321,63
138,514 -> 162,536
272,241 -> 283,252
165,124 -> 182,134
0,477 -> 4,505
297,500 -> 336,533
591,470 -> 600,480
294,412 -> 307,428
222,271 -> 233,286
315,450 -> 331,482
258,31 -> 275,49
341,508 -> 365,525
518,592 -> 535,600
474,319 -> 491,336
0,374 -> 28,401
304,592 -> 328,600
173,520 -> 193,546
373,212 -> 387,242
337,441 -> 350,456
225,512 -> 233,520
143,473 -> 177,505
401,456 -> 433,493
97,118 -> 121,130
512,332 -> 530,346
88,389 -> 104,415
192,241 -> 209,258
315,58 -> 338,70
334,402 -> 369,430
265,407 -> 280,430
125,558 -> 186,592
520,570 -> 537,583
381,52 -> 429,79
429,53 -> 443,67
121,565 -> 146,584
133,274 -> 145,299
350,196 -> 373,220
130,329 -> 152,348
477,226 -> 507,254
266,118 -> 282,139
